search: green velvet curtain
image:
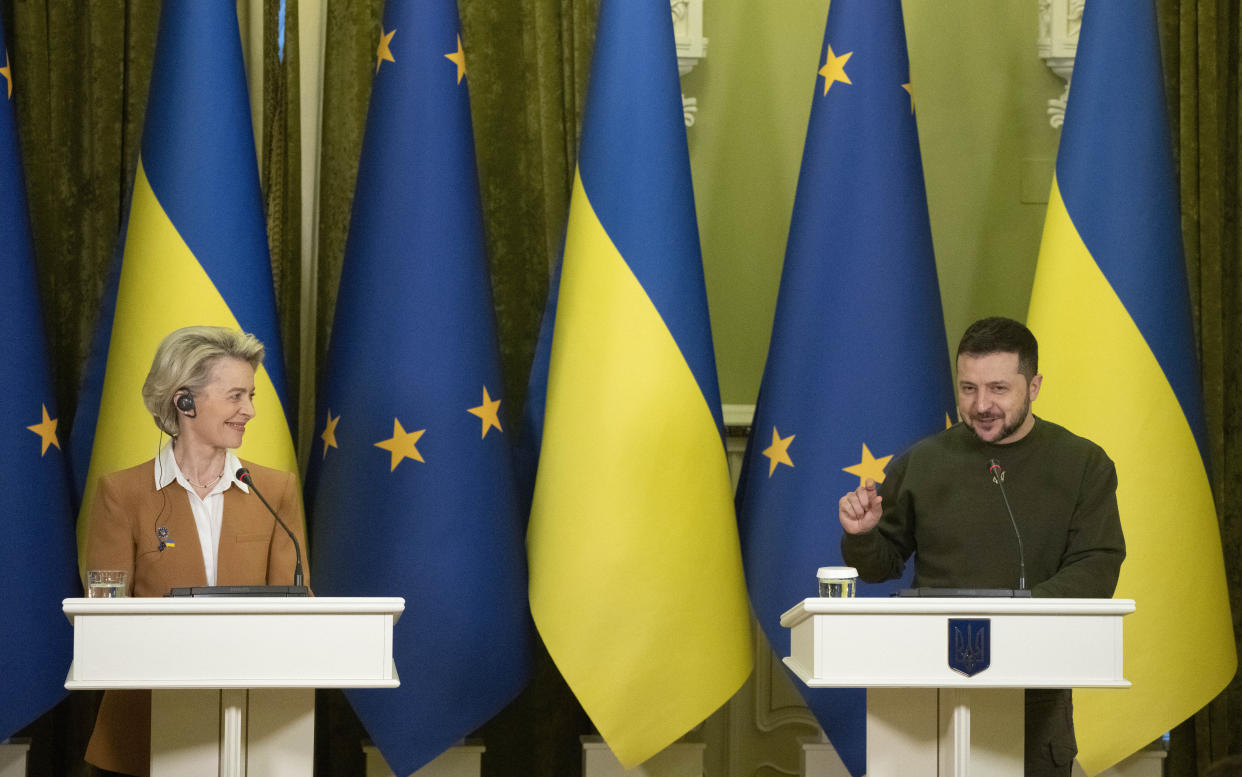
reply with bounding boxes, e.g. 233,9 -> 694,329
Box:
2,1 -> 159,436
1159,0 -> 1242,774
3,0 -> 1238,775
262,0 -> 304,429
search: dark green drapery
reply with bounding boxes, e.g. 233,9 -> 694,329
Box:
1159,0 -> 1242,774
2,0 -> 1237,775
2,1 -> 158,433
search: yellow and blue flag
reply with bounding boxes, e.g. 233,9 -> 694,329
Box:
0,23 -> 80,740
69,2 -> 296,548
734,3 -> 953,774
303,2 -> 531,774
1027,2 -> 1236,772
524,0 -> 752,765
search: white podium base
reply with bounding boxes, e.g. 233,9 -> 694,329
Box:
363,742 -> 486,777
581,737 -> 705,777
795,704 -> 1164,777
866,687 -> 1024,777
151,688 -> 313,777
0,739 -> 30,777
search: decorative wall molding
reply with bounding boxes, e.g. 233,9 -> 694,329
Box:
683,96 -> 699,128
673,0 -> 707,127
672,0 -> 707,76
751,630 -> 820,735
1037,0 -> 1084,128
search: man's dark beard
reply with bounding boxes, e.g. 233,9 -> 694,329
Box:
968,399 -> 1030,443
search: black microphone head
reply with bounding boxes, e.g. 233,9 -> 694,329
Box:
236,467 -> 252,484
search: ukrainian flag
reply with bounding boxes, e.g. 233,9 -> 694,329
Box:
0,21 -> 80,740
525,0 -> 752,765
1027,2 -> 1235,772
70,1 -> 296,553
304,1 -> 532,773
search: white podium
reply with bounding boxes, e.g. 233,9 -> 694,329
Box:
64,596 -> 404,777
781,597 -> 1133,777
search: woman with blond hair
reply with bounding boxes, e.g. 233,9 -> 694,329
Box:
83,325 -> 306,777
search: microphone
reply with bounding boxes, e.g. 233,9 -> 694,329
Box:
236,467 -> 305,588
988,459 -> 1026,590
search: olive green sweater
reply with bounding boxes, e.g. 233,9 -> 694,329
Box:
842,417 -> 1125,597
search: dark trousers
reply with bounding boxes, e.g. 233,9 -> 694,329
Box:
1025,688 -> 1077,777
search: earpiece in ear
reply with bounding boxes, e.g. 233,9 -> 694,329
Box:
175,392 -> 196,416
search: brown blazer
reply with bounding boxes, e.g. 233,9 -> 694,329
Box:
83,458 -> 307,777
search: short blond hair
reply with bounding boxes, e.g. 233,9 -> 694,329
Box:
142,326 -> 266,436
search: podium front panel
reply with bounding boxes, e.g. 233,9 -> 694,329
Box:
781,597 -> 1132,689
64,596 -> 403,689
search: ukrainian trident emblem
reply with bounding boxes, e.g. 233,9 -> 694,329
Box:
948,618 -> 991,677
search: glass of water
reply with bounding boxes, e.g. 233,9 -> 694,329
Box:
816,566 -> 857,598
87,569 -> 128,598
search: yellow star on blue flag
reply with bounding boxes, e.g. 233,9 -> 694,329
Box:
321,410 -> 340,458
377,27 -> 397,73
467,387 -> 502,439
27,404 -> 60,455
1,51 -> 12,100
819,45 -> 852,95
842,443 -> 892,486
762,427 -> 795,476
374,418 -> 425,470
445,35 -> 466,84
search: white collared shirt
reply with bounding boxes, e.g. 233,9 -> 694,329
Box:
155,441 -> 248,586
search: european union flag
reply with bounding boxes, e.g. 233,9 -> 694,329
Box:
1027,2 -> 1235,771
734,3 -> 953,774
303,2 -> 531,774
70,1 -> 298,553
0,19 -> 80,740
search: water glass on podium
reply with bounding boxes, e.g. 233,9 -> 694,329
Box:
817,566 -> 857,598
87,570 -> 128,598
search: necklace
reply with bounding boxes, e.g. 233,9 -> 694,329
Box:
185,471 -> 223,489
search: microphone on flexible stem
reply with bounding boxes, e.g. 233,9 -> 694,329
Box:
236,467 -> 304,588
988,459 -> 1026,591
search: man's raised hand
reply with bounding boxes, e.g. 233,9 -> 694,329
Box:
839,478 -> 883,534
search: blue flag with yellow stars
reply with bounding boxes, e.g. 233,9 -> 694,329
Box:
303,2 -> 531,774
69,1 -> 298,561
0,22 -> 80,740
734,2 -> 953,774
524,0 -> 752,766
1027,2 -> 1235,771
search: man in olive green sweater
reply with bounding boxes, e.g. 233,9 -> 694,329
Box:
839,317 -> 1125,777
